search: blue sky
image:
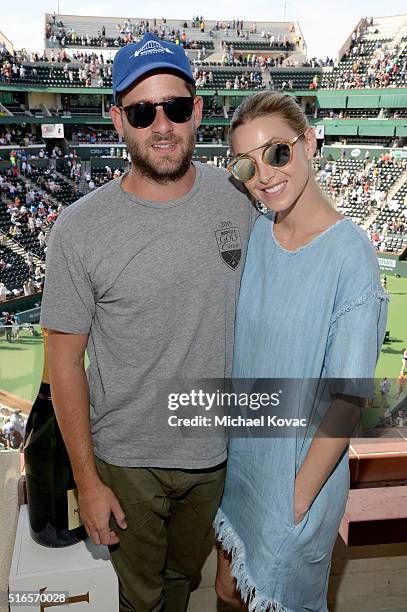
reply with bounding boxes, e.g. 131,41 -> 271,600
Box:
2,0 -> 406,59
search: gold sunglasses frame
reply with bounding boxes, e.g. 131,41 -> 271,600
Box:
227,132 -> 305,182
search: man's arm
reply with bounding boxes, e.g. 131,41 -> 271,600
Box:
48,329 -> 127,545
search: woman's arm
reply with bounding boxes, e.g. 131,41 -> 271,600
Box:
294,394 -> 362,523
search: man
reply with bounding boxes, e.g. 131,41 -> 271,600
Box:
380,376 -> 390,409
4,312 -> 12,342
40,33 -> 254,612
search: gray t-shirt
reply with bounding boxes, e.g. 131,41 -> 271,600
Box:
40,162 -> 254,468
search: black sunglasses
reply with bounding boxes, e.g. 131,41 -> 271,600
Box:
119,97 -> 194,129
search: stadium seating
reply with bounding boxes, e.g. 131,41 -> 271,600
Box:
0,11 -> 406,270
91,167 -> 123,187
4,65 -> 83,87
195,69 -> 264,89
320,35 -> 405,89
0,173 -> 46,259
317,155 -> 407,254
44,14 -> 297,46
71,128 -> 120,144
268,69 -> 321,90
29,167 -> 83,207
0,245 -> 29,293
371,170 -> 407,252
232,41 -> 294,52
320,158 -> 370,224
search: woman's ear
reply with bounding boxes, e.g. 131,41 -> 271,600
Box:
304,127 -> 317,160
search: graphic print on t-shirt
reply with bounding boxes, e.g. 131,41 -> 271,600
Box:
214,223 -> 242,270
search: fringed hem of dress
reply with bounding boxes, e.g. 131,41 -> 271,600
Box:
214,508 -> 287,612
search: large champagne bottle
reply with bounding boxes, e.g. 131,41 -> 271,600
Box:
23,328 -> 87,547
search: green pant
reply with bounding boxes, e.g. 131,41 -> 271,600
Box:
95,457 -> 226,612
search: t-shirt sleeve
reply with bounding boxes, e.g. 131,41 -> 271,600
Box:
40,226 -> 95,334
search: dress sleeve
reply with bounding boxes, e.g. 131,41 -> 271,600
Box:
324,291 -> 389,397
40,226 -> 95,334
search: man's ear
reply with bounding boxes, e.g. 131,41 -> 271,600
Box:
110,106 -> 124,138
193,95 -> 204,129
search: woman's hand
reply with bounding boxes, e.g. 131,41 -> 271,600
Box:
293,478 -> 311,525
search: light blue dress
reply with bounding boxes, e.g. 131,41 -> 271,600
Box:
214,213 -> 388,612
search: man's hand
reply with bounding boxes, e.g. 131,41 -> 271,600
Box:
78,479 -> 127,546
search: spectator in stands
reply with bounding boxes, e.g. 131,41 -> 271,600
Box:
0,283 -> 8,302
1,409 -> 25,448
401,347 -> 407,375
40,32 -> 253,612
37,230 -> 46,250
380,376 -> 391,408
23,278 -> 35,296
395,371 -> 406,401
0,257 -> 11,270
215,91 -> 387,612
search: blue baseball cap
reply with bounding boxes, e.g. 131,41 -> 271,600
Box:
112,33 -> 195,102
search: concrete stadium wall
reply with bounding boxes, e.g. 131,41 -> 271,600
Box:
378,256 -> 407,277
28,92 -> 60,109
322,145 -> 407,161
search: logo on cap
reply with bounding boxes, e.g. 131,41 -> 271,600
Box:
133,40 -> 175,58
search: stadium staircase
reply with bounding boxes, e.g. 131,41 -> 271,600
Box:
362,210 -> 380,231
0,102 -> 12,116
202,50 -> 224,64
361,164 -> 407,230
24,176 -> 59,211
1,236 -> 43,269
79,161 -> 91,193
1,235 -> 25,258
360,160 -> 384,230
387,167 -> 407,202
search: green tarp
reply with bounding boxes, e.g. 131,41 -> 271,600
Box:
347,95 -> 381,108
317,95 -> 347,109
379,94 -> 407,108
395,125 -> 407,136
324,124 -> 358,135
358,124 -> 395,136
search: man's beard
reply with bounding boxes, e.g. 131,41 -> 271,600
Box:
125,128 -> 197,184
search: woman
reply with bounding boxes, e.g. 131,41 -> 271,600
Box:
214,93 -> 388,612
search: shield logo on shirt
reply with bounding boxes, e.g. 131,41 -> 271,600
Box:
214,227 -> 242,270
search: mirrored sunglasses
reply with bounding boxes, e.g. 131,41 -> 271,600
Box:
227,133 -> 305,182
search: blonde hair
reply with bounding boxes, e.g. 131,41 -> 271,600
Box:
229,92 -> 308,149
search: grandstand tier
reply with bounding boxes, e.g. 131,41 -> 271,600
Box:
1,14 -> 407,612
0,11 -> 407,299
